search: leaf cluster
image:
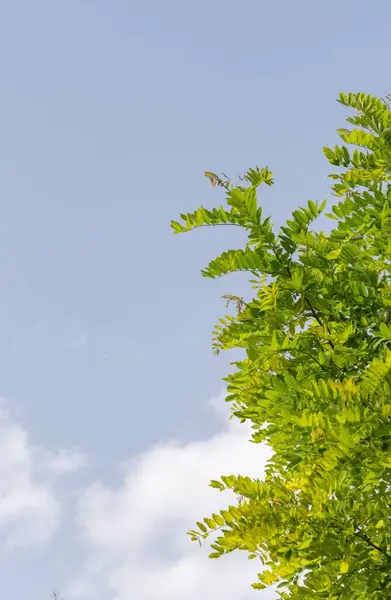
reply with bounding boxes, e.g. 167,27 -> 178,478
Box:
173,93 -> 391,598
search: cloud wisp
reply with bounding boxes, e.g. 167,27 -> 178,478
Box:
0,401 -> 86,553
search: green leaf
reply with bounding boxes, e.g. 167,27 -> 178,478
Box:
308,200 -> 318,217
209,480 -> 224,490
326,248 -> 342,259
380,322 -> 391,339
251,583 -> 266,590
340,560 -> 349,574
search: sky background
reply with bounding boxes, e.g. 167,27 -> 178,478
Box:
0,1 -> 390,598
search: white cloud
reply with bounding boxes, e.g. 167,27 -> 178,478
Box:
0,401 -> 86,552
69,391 -> 273,600
37,447 -> 87,476
66,333 -> 89,350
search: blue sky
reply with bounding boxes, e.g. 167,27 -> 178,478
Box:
0,1 -> 390,598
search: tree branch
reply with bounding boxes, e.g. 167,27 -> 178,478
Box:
304,297 -> 335,349
356,530 -> 391,559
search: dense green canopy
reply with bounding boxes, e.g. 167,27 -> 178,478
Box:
172,93 -> 391,598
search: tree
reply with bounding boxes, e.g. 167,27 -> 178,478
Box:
172,93 -> 391,598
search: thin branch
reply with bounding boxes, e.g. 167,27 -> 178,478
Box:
270,244 -> 293,278
177,223 -> 243,231
304,297 -> 335,349
356,530 -> 391,559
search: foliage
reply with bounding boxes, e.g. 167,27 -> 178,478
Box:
172,93 -> 391,598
